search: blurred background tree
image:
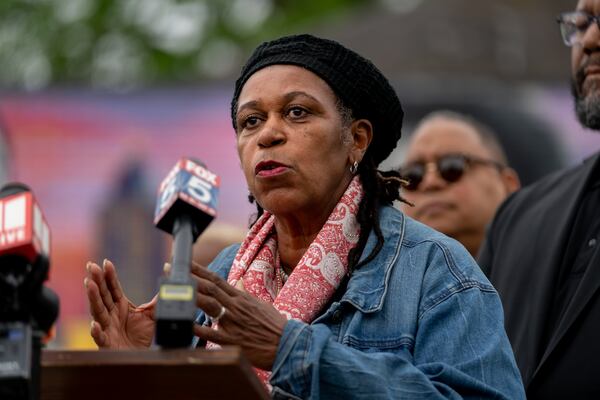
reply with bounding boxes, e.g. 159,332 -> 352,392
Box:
0,0 -> 578,90
0,0 -> 366,91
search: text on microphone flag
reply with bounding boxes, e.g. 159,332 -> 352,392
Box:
0,192 -> 50,261
154,158 -> 219,230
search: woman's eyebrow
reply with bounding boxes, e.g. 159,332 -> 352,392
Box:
237,91 -> 321,116
282,91 -> 320,104
237,100 -> 260,115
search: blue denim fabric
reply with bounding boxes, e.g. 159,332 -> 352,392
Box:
196,206 -> 525,399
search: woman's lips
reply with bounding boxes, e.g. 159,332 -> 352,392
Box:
255,160 -> 290,177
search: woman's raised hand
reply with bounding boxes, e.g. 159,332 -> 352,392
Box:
191,262 -> 288,370
84,259 -> 156,349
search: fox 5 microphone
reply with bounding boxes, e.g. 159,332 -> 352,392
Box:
154,158 -> 219,348
0,182 -> 59,400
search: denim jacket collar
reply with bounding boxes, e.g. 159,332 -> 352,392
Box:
340,206 -> 405,314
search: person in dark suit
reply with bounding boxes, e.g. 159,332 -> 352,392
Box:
479,1 -> 600,398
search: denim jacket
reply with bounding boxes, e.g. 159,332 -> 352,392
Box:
198,205 -> 525,399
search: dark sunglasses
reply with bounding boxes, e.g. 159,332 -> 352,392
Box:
400,153 -> 505,192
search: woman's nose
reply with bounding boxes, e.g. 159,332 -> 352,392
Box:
257,116 -> 286,148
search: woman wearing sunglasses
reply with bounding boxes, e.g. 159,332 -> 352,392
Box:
400,111 -> 520,256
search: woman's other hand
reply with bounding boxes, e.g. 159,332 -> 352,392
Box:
84,259 -> 156,349
191,262 -> 287,370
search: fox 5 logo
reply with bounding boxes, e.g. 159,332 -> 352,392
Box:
158,169 -> 217,215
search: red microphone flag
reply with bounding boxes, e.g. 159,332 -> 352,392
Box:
0,191 -> 50,264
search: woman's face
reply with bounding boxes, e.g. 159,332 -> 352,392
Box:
235,65 -> 354,218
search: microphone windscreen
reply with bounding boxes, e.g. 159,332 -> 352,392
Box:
0,183 -> 50,263
154,158 -> 220,241
32,285 -> 59,333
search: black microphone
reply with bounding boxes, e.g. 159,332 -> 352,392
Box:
32,286 -> 59,335
0,182 -> 59,400
0,182 -> 57,326
153,158 -> 220,348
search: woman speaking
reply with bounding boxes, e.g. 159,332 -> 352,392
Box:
85,34 -> 525,399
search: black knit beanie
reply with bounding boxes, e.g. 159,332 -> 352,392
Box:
231,34 -> 403,166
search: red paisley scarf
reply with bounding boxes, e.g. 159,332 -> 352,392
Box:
212,176 -> 363,385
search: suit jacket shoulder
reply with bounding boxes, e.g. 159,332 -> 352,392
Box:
478,152 -> 600,387
480,155 -> 597,274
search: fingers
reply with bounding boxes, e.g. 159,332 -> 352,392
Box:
191,261 -> 206,271
191,263 -> 239,299
163,262 -> 171,276
196,293 -> 227,320
234,278 -> 246,293
85,277 -> 111,328
85,259 -> 127,330
87,261 -> 115,312
190,262 -> 235,320
103,259 -> 125,304
189,261 -> 210,281
193,324 -> 231,345
90,320 -> 109,348
138,294 -> 158,311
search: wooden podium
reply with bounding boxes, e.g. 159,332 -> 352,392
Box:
40,347 -> 269,400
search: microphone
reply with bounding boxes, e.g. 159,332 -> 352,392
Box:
0,183 -> 50,266
153,158 -> 220,348
0,183 -> 59,400
0,183 -> 53,324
